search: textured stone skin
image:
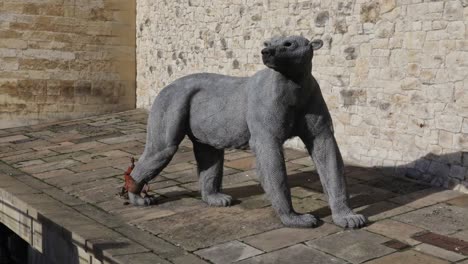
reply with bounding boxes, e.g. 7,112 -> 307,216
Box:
130,36 -> 366,228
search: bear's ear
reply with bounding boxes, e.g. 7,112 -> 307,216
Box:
310,39 -> 323,50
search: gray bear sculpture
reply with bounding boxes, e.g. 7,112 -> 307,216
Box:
128,35 -> 367,228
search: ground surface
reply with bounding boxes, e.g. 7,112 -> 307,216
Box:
1,109 -> 468,264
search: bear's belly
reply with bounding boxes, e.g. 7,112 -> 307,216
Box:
188,90 -> 250,149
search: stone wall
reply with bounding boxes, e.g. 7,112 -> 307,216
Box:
136,0 -> 468,191
0,0 -> 136,129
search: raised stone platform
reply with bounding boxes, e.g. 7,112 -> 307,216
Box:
1,109 -> 467,264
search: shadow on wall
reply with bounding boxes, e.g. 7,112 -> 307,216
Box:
380,151 -> 468,191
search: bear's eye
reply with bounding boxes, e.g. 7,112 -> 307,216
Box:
263,42 -> 269,47
283,42 -> 292,47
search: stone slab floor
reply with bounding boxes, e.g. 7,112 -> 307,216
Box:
1,109 -> 468,264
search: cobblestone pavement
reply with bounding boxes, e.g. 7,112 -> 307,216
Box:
1,109 -> 468,264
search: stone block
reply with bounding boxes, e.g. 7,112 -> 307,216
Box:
237,244 -> 347,264
307,230 -> 394,264
195,240 -> 263,264
242,223 -> 339,252
365,250 -> 450,264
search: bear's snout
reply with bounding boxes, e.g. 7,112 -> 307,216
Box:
261,47 -> 275,57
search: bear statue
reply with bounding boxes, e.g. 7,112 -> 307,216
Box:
127,35 -> 367,228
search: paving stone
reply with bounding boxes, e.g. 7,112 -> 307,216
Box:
382,239 -> 411,250
156,197 -> 205,213
290,186 -> 320,198
70,156 -> 130,172
452,229 -> 468,241
223,170 -> 257,185
97,133 -> 146,144
284,148 -> 309,160
297,166 -> 317,173
393,204 -> 468,235
348,183 -> 396,208
170,253 -> 210,264
0,148 -> 34,158
86,140 -> 143,154
224,151 -> 253,161
154,186 -> 192,198
288,171 -> 321,190
73,203 -> 125,228
122,207 -> 175,224
285,162 -> 306,173
42,151 -> 89,162
112,252 -> 171,264
242,223 -> 340,252
306,230 -> 394,264
33,169 -> 74,180
238,194 -> 271,209
237,244 -> 348,264
224,156 -> 256,170
347,168 -> 385,182
365,219 -> 425,246
365,250 -> 450,264
114,225 -> 184,259
390,188 -> 465,209
195,240 -> 263,264
163,162 -> 195,173
13,159 -> 45,168
73,150 -> 131,163
355,201 -> 414,222
0,135 -> 29,143
15,175 -> 53,190
21,159 -> 80,174
3,149 -> 56,164
292,197 -> 330,217
148,179 -> 180,190
41,187 -> 85,206
49,141 -> 107,154
289,156 -> 314,166
366,177 -> 431,195
414,243 -> 466,262
45,167 -> 121,187
86,237 -> 150,261
72,182 -> 124,204
170,151 -> 196,163
163,168 -> 197,180
446,195 -> 468,208
140,207 -> 282,251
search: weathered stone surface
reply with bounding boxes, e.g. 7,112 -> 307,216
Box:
140,207 -> 282,251
194,240 -> 263,264
242,223 -> 340,252
390,188 -> 465,209
393,204 -> 468,234
365,250 -> 450,264
365,219 -> 425,246
237,244 -> 348,264
307,230 -> 395,264
414,243 -> 466,262
355,201 -> 414,221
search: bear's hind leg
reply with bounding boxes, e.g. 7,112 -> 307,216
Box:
193,142 -> 232,207
130,100 -> 186,195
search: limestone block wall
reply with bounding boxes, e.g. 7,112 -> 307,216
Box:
0,0 -> 136,129
136,0 -> 468,191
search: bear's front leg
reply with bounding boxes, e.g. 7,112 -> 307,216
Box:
251,138 -> 318,228
301,126 -> 367,228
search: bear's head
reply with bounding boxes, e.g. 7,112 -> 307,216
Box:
261,36 -> 323,77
